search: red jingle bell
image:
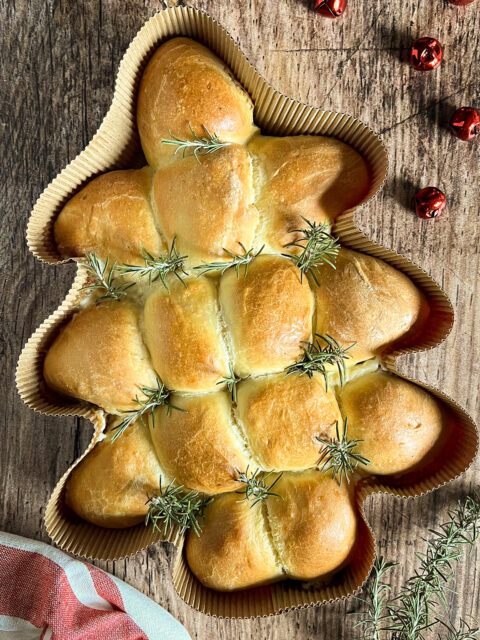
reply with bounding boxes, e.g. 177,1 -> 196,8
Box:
314,0 -> 347,17
448,0 -> 476,5
450,107 -> 480,141
415,187 -> 447,219
410,38 -> 443,71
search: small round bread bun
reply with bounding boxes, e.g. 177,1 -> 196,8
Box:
149,392 -> 248,495
339,370 -> 444,475
66,420 -> 161,528
248,135 -> 370,251
137,37 -> 256,168
265,470 -> 357,580
54,168 -> 162,265
152,144 -> 257,267
314,249 -> 428,362
143,277 -> 229,392
219,254 -> 314,376
185,492 -> 282,591
43,302 -> 157,413
236,373 -> 341,470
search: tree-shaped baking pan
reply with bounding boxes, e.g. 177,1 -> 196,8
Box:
16,7 -> 478,618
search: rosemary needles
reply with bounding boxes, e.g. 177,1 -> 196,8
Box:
193,243 -> 264,278
235,467 -> 283,508
116,240 -> 188,291
316,419 -> 371,485
111,379 -> 185,441
282,216 -> 340,285
285,333 -> 355,389
353,556 -> 397,640
161,123 -> 230,163
82,253 -> 133,304
145,478 -> 212,536
217,364 -> 246,403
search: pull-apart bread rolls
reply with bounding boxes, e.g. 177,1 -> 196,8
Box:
43,302 -> 157,413
54,168 -> 162,265
339,370 -> 444,475
137,38 -> 257,168
248,135 -> 370,251
314,249 -> 428,361
186,470 -> 356,591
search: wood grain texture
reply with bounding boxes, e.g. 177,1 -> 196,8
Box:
0,0 -> 479,637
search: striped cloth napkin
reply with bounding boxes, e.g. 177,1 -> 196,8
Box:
0,532 -> 191,640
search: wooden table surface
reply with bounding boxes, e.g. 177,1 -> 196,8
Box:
1,1 -> 479,638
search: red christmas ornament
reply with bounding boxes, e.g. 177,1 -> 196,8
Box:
410,38 -> 443,71
450,107 -> 480,141
415,187 -> 447,219
314,0 -> 347,17
448,0 -> 476,5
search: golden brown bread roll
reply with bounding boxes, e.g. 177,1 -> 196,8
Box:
54,168 -> 163,265
186,469 -> 356,590
66,421 -> 161,528
314,249 -> 428,362
339,370 -> 444,475
236,373 -> 341,470
185,492 -> 282,591
143,277 -> 229,392
149,392 -> 248,495
265,470 -> 356,580
152,144 -> 257,266
248,135 -> 370,251
43,302 -> 157,413
137,38 -> 256,168
219,255 -> 314,376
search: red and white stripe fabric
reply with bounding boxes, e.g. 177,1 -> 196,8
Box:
0,532 -> 190,640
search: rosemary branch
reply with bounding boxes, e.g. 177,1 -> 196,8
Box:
437,619 -> 480,640
81,253 -> 133,304
145,477 -> 212,537
316,418 -> 371,485
111,379 -> 185,441
216,364 -> 247,403
235,467 -> 283,508
193,243 -> 264,278
385,492 -> 480,640
284,333 -> 355,390
353,557 -> 397,640
160,123 -> 230,163
116,240 -> 188,291
282,217 -> 340,285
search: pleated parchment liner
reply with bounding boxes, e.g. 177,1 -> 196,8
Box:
16,6 -> 478,619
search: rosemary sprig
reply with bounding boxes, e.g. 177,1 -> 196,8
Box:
145,477 -> 212,537
385,492 -> 480,640
235,467 -> 283,508
111,379 -> 185,441
81,253 -> 134,304
316,418 -> 371,485
281,216 -> 340,285
160,123 -> 230,163
116,239 -> 188,291
437,619 -> 480,640
193,243 -> 264,278
216,364 -> 247,403
353,556 -> 397,640
284,333 -> 355,390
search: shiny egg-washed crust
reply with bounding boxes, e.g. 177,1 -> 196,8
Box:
314,249 -> 429,362
153,144 -> 258,267
43,302 -> 157,413
137,38 -> 257,168
143,277 -> 229,392
219,254 -> 314,377
148,392 -> 248,495
340,370 -> 445,475
236,373 -> 341,470
185,470 -> 356,591
248,135 -> 370,251
54,168 -> 163,266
